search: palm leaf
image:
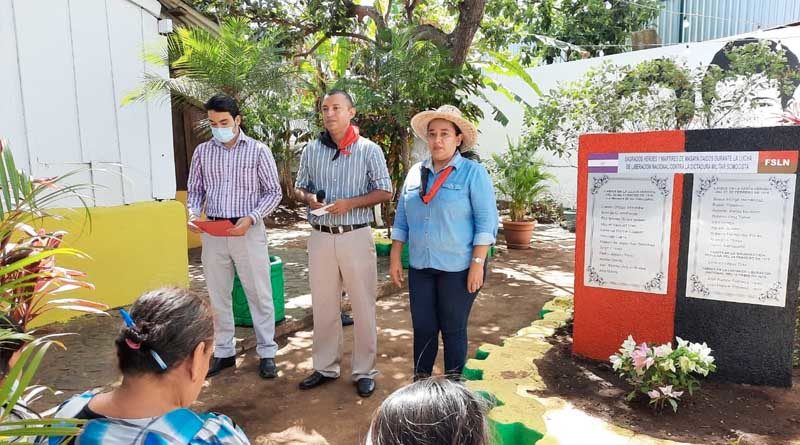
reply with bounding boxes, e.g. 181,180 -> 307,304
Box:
0,248 -> 87,277
487,50 -> 542,96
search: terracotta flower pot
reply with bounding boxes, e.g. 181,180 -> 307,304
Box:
503,219 -> 536,249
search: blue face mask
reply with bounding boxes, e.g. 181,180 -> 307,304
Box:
211,125 -> 237,144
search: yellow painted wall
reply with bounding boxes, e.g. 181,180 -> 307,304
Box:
175,190 -> 202,249
32,201 -> 189,327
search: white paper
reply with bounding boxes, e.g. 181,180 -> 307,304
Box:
310,203 -> 334,216
687,174 -> 795,307
584,174 -> 673,294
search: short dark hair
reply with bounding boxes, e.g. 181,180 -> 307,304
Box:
204,93 -> 241,118
368,377 -> 491,445
324,89 -> 355,107
115,288 -> 213,375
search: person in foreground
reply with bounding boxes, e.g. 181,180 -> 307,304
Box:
366,376 -> 490,445
390,105 -> 498,381
45,288 -> 250,445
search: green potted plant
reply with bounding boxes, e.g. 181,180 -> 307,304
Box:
492,140 -> 555,249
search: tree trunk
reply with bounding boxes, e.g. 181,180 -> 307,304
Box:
345,0 -> 487,70
399,127 -> 411,175
448,0 -> 487,67
279,139 -> 297,208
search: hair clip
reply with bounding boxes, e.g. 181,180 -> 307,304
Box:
118,309 -> 168,371
119,308 -> 135,328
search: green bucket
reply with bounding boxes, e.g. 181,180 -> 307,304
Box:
232,255 -> 285,327
375,241 -> 392,256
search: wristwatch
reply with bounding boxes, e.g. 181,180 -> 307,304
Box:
472,257 -> 484,264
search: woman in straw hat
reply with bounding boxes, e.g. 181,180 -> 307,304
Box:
389,105 -> 498,381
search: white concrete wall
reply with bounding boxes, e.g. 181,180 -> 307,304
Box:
0,0 -> 175,207
471,27 -> 800,208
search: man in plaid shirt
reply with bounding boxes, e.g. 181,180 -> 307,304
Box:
187,94 -> 282,379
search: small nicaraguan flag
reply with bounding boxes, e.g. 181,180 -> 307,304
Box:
588,153 -> 618,173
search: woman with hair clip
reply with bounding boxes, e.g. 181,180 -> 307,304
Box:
390,105 -> 498,381
44,288 -> 250,445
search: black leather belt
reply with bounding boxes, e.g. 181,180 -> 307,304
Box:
312,223 -> 368,234
208,216 -> 244,225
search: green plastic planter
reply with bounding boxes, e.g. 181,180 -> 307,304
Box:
375,241 -> 392,256
232,255 -> 285,326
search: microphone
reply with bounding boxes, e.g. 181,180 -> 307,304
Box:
316,190 -> 326,204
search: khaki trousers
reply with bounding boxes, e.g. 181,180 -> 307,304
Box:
308,226 -> 378,380
201,219 -> 277,359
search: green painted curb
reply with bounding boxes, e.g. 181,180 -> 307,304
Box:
462,366 -> 484,381
490,419 -> 545,445
476,390 -> 545,445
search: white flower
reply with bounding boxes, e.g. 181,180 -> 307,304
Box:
610,354 -> 624,371
659,358 -> 676,372
621,335 -> 636,354
653,343 -> 673,358
678,355 -> 695,373
647,389 -> 661,399
659,385 -> 683,399
693,342 -> 713,364
676,337 -> 689,348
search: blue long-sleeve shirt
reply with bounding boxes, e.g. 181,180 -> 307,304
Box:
392,152 -> 498,272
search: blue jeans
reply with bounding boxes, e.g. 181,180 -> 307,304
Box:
408,267 -> 480,377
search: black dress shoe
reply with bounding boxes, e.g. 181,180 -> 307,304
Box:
206,356 -> 235,378
356,378 -> 376,397
341,312 -> 354,326
298,371 -> 337,390
259,358 -> 277,379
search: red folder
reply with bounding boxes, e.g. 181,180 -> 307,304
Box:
191,220 -> 241,237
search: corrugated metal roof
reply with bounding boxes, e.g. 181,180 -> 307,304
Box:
157,0 -> 219,34
656,0 -> 800,44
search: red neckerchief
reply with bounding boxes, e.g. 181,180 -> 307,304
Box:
337,125 -> 360,156
421,166 -> 455,204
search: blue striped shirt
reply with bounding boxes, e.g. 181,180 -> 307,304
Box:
44,391 -> 250,445
295,136 -> 392,225
392,152 -> 498,272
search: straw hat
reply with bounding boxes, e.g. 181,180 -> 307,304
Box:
411,105 -> 478,151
